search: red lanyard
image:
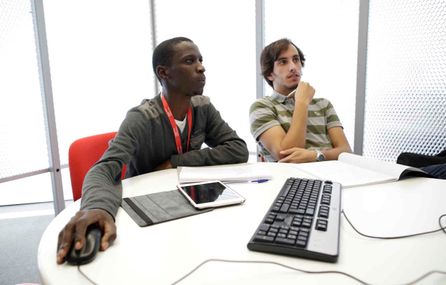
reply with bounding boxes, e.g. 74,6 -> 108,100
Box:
161,94 -> 193,154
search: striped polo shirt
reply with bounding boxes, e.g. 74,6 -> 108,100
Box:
249,91 -> 343,162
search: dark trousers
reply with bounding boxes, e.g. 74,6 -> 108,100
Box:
397,149 -> 446,179
422,163 -> 446,179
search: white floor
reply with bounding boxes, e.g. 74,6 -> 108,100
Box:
0,202 -> 55,220
0,214 -> 53,284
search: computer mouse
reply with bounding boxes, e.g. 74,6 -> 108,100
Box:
66,224 -> 102,265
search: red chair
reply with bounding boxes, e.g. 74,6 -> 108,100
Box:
68,132 -> 126,201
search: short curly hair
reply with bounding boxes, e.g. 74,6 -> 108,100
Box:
152,37 -> 193,82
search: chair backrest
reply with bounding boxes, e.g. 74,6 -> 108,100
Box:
68,132 -> 126,201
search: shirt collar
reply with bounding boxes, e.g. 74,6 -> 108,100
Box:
271,90 -> 292,104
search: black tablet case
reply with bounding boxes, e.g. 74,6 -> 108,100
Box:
121,190 -> 212,227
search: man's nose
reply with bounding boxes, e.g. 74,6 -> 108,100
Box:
289,62 -> 299,71
197,62 -> 205,73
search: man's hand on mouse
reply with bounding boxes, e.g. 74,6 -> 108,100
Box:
56,209 -> 116,264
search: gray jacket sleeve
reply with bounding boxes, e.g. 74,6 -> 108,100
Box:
80,112 -> 142,219
170,101 -> 249,167
79,162 -> 123,219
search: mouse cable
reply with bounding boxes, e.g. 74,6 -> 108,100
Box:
77,265 -> 98,285
73,213 -> 446,285
342,211 -> 446,239
170,258 -> 446,285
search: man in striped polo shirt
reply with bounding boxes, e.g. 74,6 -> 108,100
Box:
250,38 -> 351,163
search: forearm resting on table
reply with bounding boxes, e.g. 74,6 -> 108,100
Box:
320,146 -> 352,161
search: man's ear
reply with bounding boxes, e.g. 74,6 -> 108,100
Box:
156,65 -> 169,81
266,73 -> 274,82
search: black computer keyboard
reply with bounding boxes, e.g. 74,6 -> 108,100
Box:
247,177 -> 342,263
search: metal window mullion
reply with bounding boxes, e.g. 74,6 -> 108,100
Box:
0,164 -> 68,184
255,0 -> 264,100
255,0 -> 265,162
31,0 -> 65,215
149,0 -> 159,95
354,0 -> 370,155
0,168 -> 49,184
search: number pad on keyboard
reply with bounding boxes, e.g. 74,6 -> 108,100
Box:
254,223 -> 310,247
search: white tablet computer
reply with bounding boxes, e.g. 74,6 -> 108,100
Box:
177,180 -> 245,209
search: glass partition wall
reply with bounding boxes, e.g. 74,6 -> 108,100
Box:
0,0 -> 53,205
1,0 -> 360,214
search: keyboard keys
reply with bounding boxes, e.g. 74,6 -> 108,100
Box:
302,217 -> 313,228
279,203 -> 290,213
320,194 -> 331,205
316,219 -> 328,231
305,208 -> 315,216
276,237 -> 295,245
254,235 -> 274,242
258,224 -> 270,232
247,177 -> 342,263
318,206 -> 330,218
